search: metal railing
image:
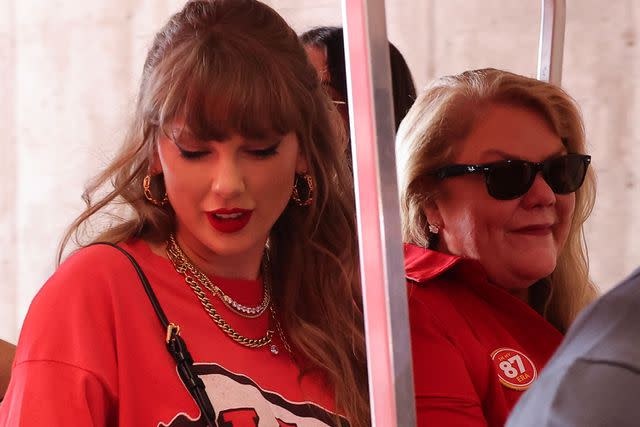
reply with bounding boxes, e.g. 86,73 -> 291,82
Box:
538,0 -> 566,84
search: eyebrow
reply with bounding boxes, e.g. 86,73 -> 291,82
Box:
479,147 -> 568,162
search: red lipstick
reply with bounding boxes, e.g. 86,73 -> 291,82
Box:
207,208 -> 252,233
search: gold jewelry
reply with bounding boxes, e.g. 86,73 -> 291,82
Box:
257,253 -> 293,357
166,235 -> 270,318
166,242 -> 273,348
291,173 -> 314,207
143,175 -> 169,207
269,304 -> 293,357
166,235 -> 294,354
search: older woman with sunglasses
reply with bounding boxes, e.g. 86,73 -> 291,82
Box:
396,68 -> 597,427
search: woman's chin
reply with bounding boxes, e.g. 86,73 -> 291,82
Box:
513,259 -> 557,286
488,257 -> 557,291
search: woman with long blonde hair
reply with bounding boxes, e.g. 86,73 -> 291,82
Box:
397,68 -> 597,426
0,1 -> 369,425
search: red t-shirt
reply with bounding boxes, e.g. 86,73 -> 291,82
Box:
404,243 -> 563,427
0,240 -> 345,426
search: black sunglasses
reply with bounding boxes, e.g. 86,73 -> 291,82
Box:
433,153 -> 591,200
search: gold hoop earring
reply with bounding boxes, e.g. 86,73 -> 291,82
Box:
143,175 -> 169,207
291,173 -> 314,207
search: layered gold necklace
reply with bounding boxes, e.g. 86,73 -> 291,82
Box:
166,234 -> 292,356
167,235 -> 271,318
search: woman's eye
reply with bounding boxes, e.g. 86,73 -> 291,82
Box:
178,148 -> 209,160
247,144 -> 279,159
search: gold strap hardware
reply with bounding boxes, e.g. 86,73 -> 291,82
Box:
166,322 -> 181,344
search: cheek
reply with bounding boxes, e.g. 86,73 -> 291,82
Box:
557,193 -> 576,219
460,203 -> 514,249
555,194 -> 576,243
158,158 -> 210,204
253,159 -> 297,204
263,169 -> 293,196
161,158 -> 206,195
441,181 -> 514,234
165,171 -> 206,197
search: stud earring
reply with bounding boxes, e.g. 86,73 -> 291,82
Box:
143,175 -> 169,207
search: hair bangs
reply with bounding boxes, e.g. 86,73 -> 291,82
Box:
155,33 -> 307,142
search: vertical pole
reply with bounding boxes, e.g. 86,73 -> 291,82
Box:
537,0 -> 566,84
342,1 -> 416,426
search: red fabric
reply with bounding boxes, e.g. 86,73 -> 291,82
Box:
0,240 -> 343,427
404,243 -> 563,427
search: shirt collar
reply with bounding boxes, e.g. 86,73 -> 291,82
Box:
404,242 -> 465,283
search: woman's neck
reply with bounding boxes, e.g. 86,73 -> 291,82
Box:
147,237 -> 263,280
506,287 -> 531,305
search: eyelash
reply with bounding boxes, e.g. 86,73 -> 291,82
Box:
247,144 -> 279,159
177,148 -> 209,160
176,143 -> 280,160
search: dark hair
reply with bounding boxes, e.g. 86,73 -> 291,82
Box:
301,26 -> 417,131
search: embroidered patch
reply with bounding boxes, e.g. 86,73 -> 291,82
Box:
490,347 -> 537,391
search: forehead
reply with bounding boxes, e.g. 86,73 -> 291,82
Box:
456,103 -> 565,163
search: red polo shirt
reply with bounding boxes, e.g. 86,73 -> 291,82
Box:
405,243 -> 563,427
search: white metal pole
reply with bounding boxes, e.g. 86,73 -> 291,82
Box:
537,0 -> 566,84
342,0 -> 417,426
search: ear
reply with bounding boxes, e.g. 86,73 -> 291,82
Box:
149,141 -> 163,175
421,198 -> 443,229
295,147 -> 309,174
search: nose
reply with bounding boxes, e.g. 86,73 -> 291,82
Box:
521,173 -> 556,208
211,154 -> 245,199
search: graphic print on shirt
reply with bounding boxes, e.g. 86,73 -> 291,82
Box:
490,348 -> 538,391
160,363 -> 348,427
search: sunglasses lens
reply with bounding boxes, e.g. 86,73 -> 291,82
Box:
545,155 -> 588,194
486,161 -> 534,200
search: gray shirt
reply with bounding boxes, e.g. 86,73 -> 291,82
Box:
506,267 -> 640,427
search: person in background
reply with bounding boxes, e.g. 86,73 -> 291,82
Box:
0,339 -> 15,401
301,26 -> 416,137
0,1 -> 368,425
396,68 -> 598,426
507,266 -> 640,427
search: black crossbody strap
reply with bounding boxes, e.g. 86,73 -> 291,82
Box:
92,242 -> 216,426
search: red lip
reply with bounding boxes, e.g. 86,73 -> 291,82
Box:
207,208 -> 253,233
513,224 -> 553,236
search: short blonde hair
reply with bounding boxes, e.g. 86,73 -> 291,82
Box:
396,68 -> 597,331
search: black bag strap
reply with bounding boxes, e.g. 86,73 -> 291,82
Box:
92,242 -> 216,426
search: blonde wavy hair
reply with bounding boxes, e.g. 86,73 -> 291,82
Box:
396,68 -> 597,332
58,0 -> 369,424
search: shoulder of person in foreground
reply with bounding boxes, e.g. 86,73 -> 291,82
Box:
506,266 -> 640,427
0,243 -> 140,426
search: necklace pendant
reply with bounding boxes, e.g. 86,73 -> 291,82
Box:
270,344 -> 279,355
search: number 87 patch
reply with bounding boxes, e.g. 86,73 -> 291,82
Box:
490,348 -> 538,391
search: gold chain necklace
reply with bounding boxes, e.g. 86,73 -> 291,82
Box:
166,235 -> 293,357
167,235 -> 270,318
